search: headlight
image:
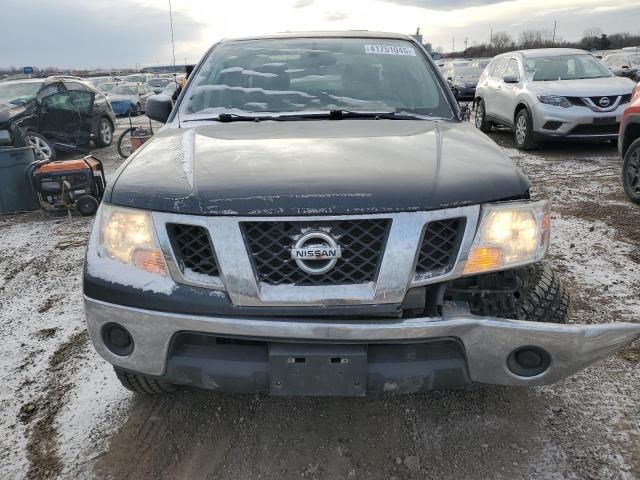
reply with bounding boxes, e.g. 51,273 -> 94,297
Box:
98,204 -> 167,275
538,95 -> 572,108
463,201 -> 550,275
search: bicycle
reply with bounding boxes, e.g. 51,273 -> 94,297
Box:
117,114 -> 154,159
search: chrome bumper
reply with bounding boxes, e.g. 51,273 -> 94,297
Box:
84,296 -> 640,387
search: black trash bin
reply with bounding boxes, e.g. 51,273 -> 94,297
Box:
0,146 -> 39,213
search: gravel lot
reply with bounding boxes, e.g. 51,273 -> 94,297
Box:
0,119 -> 638,480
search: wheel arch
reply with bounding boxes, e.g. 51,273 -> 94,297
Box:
101,115 -> 115,131
514,102 -> 530,122
621,116 -> 640,157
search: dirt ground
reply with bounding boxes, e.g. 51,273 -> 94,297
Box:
0,119 -> 639,480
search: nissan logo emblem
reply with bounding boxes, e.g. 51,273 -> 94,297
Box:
598,97 -> 611,107
290,231 -> 342,275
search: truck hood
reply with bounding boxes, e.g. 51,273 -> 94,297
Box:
527,76 -> 636,97
108,120 -> 530,216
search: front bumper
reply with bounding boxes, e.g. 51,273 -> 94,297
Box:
531,102 -> 627,139
85,296 -> 640,392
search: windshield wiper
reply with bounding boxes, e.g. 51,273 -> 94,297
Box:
183,110 -> 428,123
183,113 -> 275,123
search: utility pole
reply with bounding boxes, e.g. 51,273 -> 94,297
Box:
464,37 -> 469,54
552,21 -> 557,45
490,28 -> 493,46
452,36 -> 455,52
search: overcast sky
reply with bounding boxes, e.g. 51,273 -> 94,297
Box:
2,0 -> 639,69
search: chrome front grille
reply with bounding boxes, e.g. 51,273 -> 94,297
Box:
415,218 -> 466,279
242,219 -> 391,286
153,206 -> 480,307
168,224 -> 219,276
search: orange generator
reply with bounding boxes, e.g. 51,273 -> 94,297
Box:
29,155 -> 106,216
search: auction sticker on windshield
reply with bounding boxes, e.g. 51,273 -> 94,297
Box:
365,45 -> 416,56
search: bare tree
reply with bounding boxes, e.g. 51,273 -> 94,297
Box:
492,31 -> 514,50
519,30 -> 544,49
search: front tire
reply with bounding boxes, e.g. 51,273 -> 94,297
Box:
114,367 -> 175,394
94,117 -> 113,148
474,99 -> 492,133
514,108 -> 537,150
515,263 -> 571,323
26,132 -> 56,161
622,138 -> 640,204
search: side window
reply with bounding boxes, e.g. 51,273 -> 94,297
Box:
505,59 -> 520,79
41,90 -> 93,113
491,59 -> 508,79
37,83 -> 62,101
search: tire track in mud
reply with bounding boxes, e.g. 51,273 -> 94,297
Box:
95,391 -> 246,479
18,330 -> 89,479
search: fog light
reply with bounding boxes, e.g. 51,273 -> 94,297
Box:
507,346 -> 550,377
102,323 -> 134,356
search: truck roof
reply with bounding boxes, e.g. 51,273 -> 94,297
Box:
221,31 -> 414,43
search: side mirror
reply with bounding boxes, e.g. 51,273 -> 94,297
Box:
145,94 -> 173,123
503,74 -> 519,84
447,76 -> 452,81
622,65 -> 630,69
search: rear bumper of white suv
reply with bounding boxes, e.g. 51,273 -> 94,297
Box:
531,102 -> 627,139
85,296 -> 640,394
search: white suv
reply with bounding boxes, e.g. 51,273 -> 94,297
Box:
474,48 -> 636,149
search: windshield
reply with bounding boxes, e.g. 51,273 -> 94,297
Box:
124,74 -> 146,83
471,60 -> 490,68
148,78 -> 170,87
453,67 -> 482,77
0,81 -> 43,105
180,37 -> 453,120
112,85 -> 138,95
99,83 -> 117,92
524,54 -> 611,81
162,81 -> 178,94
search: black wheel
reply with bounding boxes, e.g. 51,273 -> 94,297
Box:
622,137 -> 640,204
114,367 -> 175,394
515,263 -> 571,324
117,126 -> 136,158
94,117 -> 113,148
514,108 -> 537,150
473,99 -> 492,133
25,132 -> 56,161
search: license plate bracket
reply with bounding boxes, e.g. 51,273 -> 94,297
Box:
593,116 -> 616,125
269,344 -> 367,396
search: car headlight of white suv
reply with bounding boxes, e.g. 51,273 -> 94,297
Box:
537,95 -> 572,108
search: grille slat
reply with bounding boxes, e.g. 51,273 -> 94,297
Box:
242,219 -> 390,286
415,218 -> 466,278
169,224 -> 220,277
